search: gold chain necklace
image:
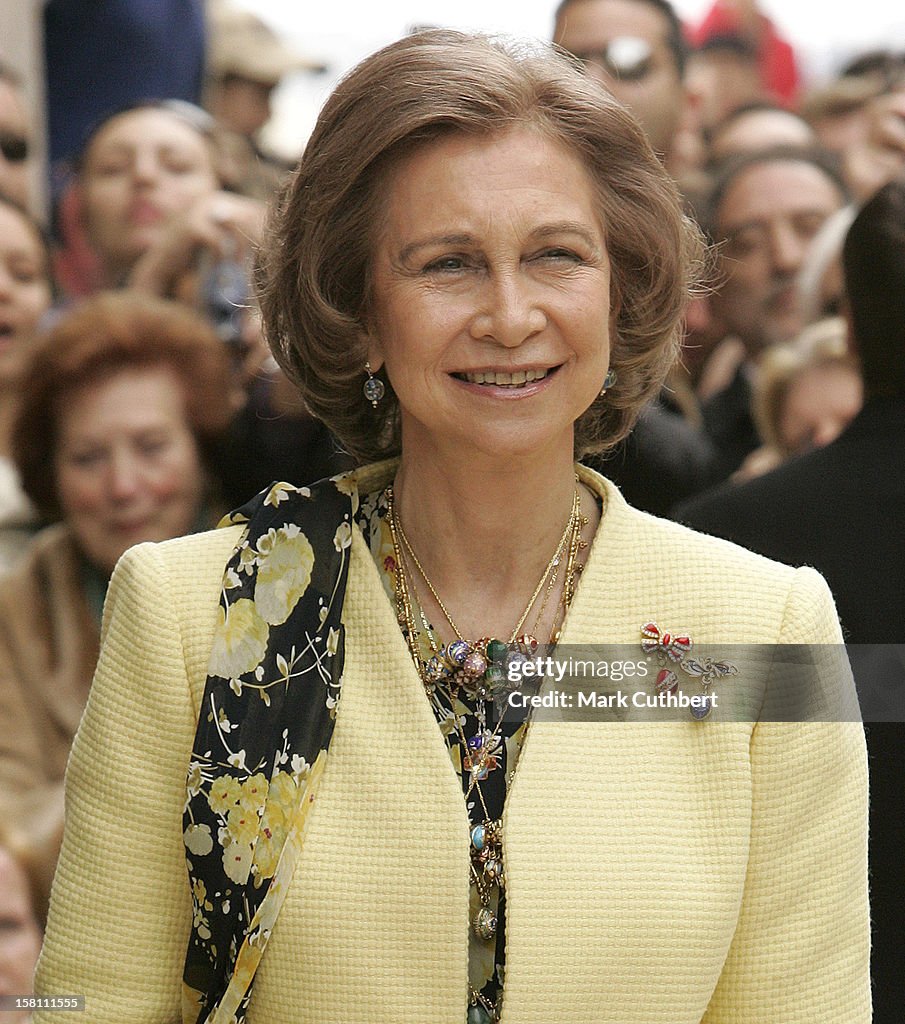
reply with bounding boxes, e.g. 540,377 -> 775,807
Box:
390,486 -> 579,646
382,483 -> 593,1024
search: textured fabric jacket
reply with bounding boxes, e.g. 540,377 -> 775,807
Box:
35,465 -> 870,1023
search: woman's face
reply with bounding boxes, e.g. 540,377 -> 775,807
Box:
0,848 -> 42,1010
54,365 -> 205,575
367,128 -> 613,463
80,108 -> 218,279
0,203 -> 51,387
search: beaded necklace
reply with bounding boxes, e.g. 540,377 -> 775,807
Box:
385,485 -> 590,1023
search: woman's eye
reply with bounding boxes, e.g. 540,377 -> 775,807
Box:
92,159 -> 129,177
163,159 -> 197,175
424,256 -> 468,273
536,248 -> 582,263
138,438 -> 170,456
68,451 -> 105,468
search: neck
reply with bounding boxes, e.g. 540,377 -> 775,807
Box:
391,434 -> 596,642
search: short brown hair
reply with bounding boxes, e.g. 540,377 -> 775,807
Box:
13,291 -> 234,518
257,29 -> 705,462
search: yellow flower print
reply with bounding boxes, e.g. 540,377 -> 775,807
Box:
192,878 -> 208,905
222,840 -> 254,884
251,815 -> 285,884
208,775 -> 242,815
208,599 -> 270,680
263,481 -> 297,508
183,823 -> 214,856
268,769 -> 300,812
186,761 -> 203,796
226,806 -> 259,846
332,472 -> 357,496
254,526 -> 315,625
239,773 -> 269,812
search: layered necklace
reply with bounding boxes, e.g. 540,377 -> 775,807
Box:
385,483 -> 590,1024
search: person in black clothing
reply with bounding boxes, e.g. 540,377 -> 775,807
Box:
675,180 -> 905,1024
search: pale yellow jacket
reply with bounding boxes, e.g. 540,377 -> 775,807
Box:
36,465 -> 870,1023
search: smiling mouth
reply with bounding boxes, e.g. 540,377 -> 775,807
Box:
453,367 -> 557,388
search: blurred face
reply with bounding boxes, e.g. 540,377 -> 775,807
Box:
0,204 -> 51,387
368,129 -> 613,463
55,366 -> 205,575
0,849 -> 42,1009
212,76 -> 275,137
0,80 -> 30,208
80,108 -> 218,280
713,161 -> 845,355
555,0 -> 685,158
709,109 -> 815,163
779,362 -> 862,454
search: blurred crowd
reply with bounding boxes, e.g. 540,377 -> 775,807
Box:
1,0 -> 904,1018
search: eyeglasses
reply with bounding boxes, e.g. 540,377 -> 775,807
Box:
567,36 -> 655,82
0,132 -> 29,163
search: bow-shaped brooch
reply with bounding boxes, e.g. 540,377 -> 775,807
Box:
640,622 -> 738,719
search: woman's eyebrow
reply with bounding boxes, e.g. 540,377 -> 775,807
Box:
397,233 -> 474,263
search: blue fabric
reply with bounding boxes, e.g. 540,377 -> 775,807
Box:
44,0 -> 206,168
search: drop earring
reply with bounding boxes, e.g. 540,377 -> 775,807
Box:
599,368 -> 617,396
363,361 -> 385,408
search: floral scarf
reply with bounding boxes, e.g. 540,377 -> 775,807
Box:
181,475 -> 356,1024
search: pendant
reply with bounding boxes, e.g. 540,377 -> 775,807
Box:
473,905 -> 498,940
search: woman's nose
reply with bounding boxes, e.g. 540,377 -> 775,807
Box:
469,273 -> 546,347
131,151 -> 160,186
106,452 -> 143,501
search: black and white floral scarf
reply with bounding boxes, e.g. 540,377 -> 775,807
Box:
180,474 -> 357,1024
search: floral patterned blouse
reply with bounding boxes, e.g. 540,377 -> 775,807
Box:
356,489 -> 528,1023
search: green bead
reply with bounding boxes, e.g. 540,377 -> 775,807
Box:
486,639 -> 508,664
467,1006 -> 492,1024
485,664 -> 505,688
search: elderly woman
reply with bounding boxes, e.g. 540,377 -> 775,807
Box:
36,32 -> 868,1024
0,292 -> 233,887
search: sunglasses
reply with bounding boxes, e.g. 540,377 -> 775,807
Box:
569,36 -> 655,82
0,132 -> 29,163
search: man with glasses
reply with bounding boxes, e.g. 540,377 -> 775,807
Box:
553,0 -> 689,169
0,63 -> 31,209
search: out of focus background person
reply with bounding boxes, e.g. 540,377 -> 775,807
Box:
706,100 -> 815,163
0,194 -> 53,573
697,146 -> 848,477
734,315 -> 862,480
675,180 -> 905,1023
0,292 -> 234,888
553,0 -> 690,172
0,64 -> 33,212
43,0 -> 206,202
204,4 -> 324,201
687,0 -> 800,106
66,100 -> 259,297
0,825 -> 43,1024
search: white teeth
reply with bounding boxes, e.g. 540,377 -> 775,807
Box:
463,369 -> 549,387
